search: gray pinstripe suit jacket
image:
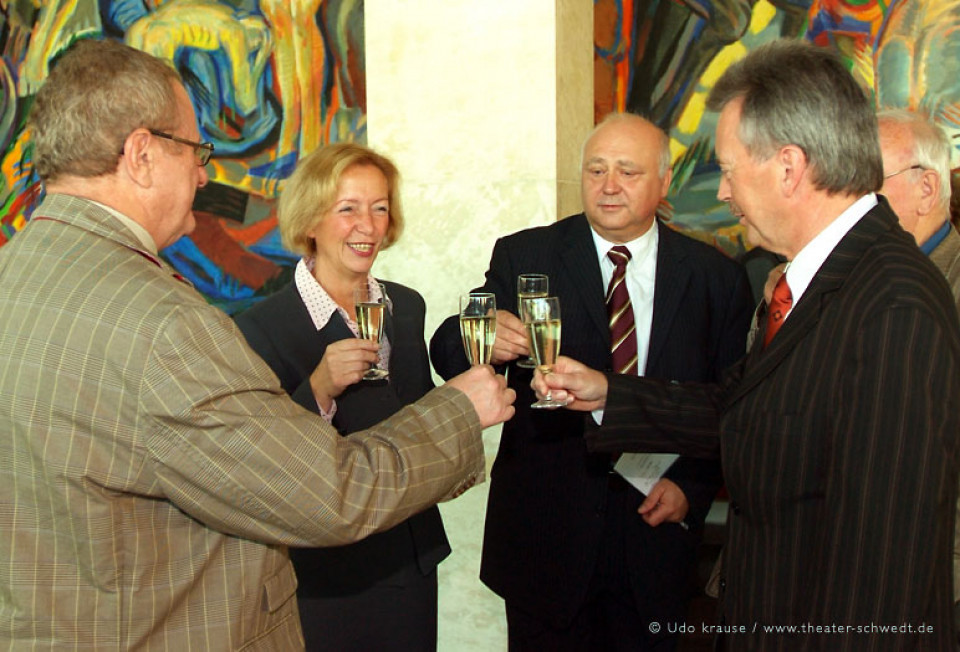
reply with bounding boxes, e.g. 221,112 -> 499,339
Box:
589,200 -> 960,650
0,194 -> 483,650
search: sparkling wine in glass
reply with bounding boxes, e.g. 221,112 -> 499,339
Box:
516,274 -> 548,369
524,296 -> 565,409
354,283 -> 389,380
459,293 -> 497,365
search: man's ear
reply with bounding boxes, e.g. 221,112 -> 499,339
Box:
659,166 -> 673,199
916,169 -> 941,216
118,129 -> 153,187
778,145 -> 807,197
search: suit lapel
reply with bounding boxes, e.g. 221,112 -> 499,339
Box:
378,281 -> 408,398
727,203 -> 896,406
646,223 -> 691,373
560,215 -> 609,343
313,310 -> 354,367
380,280 -> 396,351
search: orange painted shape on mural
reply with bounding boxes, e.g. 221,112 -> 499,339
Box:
191,211 -> 281,290
323,69 -> 343,144
218,213 -> 279,247
616,0 -> 634,113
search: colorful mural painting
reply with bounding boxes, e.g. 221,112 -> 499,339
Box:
594,0 -> 960,257
1,1 -> 958,312
0,0 -> 365,313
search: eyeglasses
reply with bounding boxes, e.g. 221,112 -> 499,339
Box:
883,164 -> 925,179
149,130 -> 214,166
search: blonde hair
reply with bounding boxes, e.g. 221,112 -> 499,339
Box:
278,143 -> 404,257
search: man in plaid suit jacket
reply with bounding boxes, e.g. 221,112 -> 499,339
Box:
0,39 -> 514,649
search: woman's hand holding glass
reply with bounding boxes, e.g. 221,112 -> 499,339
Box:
308,338 -> 381,411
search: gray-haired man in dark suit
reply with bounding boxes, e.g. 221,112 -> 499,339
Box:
537,39 -> 960,650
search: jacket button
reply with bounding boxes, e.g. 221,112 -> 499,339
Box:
731,502 -> 741,515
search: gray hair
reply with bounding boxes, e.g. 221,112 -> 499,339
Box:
582,112 -> 672,177
877,109 -> 952,209
706,39 -> 883,196
29,38 -> 182,182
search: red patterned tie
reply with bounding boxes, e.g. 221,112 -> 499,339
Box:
606,246 -> 638,374
763,274 -> 792,348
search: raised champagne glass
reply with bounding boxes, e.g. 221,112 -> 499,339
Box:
524,296 -> 564,409
354,282 -> 389,380
459,293 -> 497,365
516,274 -> 548,369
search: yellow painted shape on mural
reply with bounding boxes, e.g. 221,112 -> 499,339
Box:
674,0 -> 779,137
13,215 -> 26,231
670,137 -> 687,164
677,91 -> 708,137
851,42 -> 875,92
749,0 -> 777,35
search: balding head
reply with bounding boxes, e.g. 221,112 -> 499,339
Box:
877,110 -> 952,245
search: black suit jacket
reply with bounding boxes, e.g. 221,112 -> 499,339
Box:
430,214 -> 752,627
236,280 -> 449,596
592,202 -> 960,650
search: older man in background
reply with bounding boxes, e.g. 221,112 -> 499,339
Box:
877,108 -> 960,637
0,38 -> 514,649
877,110 -> 960,291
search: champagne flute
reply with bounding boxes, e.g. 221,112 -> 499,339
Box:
354,282 -> 389,380
516,274 -> 549,369
524,296 -> 565,409
459,293 -> 497,365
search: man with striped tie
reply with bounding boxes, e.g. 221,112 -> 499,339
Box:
431,112 -> 752,650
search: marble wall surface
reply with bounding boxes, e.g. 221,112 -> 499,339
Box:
365,1 -> 592,648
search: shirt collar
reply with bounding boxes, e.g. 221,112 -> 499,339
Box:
589,219 -> 659,267
785,193 -> 877,306
919,220 -> 951,256
294,258 -> 386,331
87,199 -> 158,255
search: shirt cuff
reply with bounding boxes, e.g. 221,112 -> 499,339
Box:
318,398 -> 337,423
591,408 -> 604,425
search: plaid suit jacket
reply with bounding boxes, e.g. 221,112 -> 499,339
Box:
0,195 -> 483,650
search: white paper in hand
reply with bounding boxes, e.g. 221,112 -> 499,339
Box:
614,453 -> 679,495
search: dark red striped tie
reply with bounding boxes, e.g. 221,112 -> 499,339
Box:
606,246 -> 638,374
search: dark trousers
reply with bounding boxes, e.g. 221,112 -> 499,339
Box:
299,567 -> 438,652
506,478 -> 678,652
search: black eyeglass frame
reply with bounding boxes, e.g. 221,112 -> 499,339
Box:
148,129 -> 214,166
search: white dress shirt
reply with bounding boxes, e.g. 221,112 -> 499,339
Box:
782,193 -> 878,321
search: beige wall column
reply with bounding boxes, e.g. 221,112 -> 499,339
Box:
367,0 -> 592,337
365,2 -> 592,648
